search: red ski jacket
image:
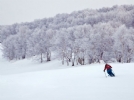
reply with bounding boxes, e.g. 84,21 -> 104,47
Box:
104,64 -> 112,72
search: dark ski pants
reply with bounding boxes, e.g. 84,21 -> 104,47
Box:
107,68 -> 115,77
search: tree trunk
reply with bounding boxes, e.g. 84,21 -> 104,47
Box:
22,55 -> 25,59
47,51 -> 51,61
82,58 -> 84,65
41,53 -> 43,63
66,59 -> 69,66
72,58 -> 75,66
100,52 -> 103,60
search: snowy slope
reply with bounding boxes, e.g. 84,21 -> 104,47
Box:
0,47 -> 134,100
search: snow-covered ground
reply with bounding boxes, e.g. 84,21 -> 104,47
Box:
0,48 -> 134,100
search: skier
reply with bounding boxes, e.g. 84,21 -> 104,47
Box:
104,63 -> 115,77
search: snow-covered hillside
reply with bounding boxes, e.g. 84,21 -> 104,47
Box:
0,47 -> 134,100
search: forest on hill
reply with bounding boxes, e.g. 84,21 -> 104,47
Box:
0,5 -> 134,65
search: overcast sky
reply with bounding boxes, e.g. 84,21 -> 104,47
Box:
0,0 -> 134,25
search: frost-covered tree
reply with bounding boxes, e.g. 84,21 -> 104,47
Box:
2,25 -> 31,60
113,25 -> 134,63
2,35 -> 16,60
27,28 -> 55,63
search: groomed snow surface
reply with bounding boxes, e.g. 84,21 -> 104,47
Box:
0,50 -> 134,100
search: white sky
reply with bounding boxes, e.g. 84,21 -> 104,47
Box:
0,0 -> 134,25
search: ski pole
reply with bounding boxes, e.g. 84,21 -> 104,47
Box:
104,72 -> 107,78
